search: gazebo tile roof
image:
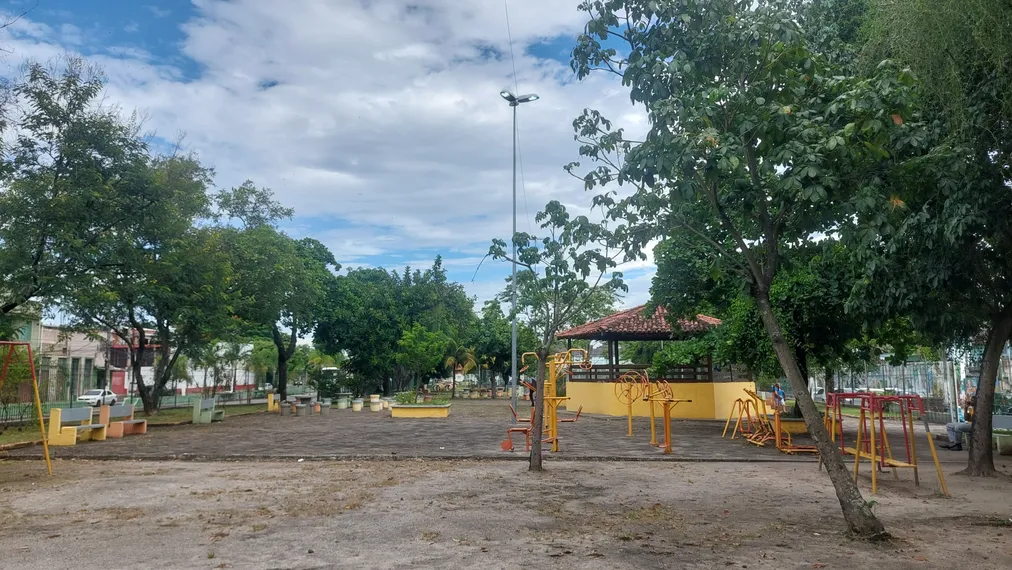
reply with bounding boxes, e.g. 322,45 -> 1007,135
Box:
556,305 -> 721,340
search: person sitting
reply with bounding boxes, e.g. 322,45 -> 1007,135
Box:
943,395 -> 976,451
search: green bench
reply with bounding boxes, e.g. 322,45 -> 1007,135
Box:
192,399 -> 225,424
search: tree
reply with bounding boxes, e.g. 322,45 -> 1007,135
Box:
489,200 -> 624,471
395,323 -> 448,390
316,268 -> 403,396
859,0 -> 1012,476
444,341 -> 477,398
315,258 -> 473,396
567,0 -> 935,536
67,154 -> 229,414
217,184 -> 338,400
0,59 -> 149,316
654,238 -> 868,413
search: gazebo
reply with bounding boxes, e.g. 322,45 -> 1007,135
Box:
556,305 -> 755,420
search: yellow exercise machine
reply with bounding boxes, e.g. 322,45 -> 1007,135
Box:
504,349 -> 587,453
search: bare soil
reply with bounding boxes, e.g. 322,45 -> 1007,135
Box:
1,458 -> 1010,569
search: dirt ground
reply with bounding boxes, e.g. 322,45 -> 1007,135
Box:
1,458 -> 1010,570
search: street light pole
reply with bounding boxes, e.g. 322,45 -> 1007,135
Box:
510,101 -> 519,421
500,90 -> 538,422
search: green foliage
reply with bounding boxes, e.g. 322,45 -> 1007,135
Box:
0,59 -> 149,316
394,391 -> 418,405
315,258 -> 477,392
395,323 -> 448,381
489,200 -> 624,352
65,152 -> 227,413
651,337 -> 714,376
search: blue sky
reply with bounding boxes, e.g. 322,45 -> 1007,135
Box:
1,0 -> 654,310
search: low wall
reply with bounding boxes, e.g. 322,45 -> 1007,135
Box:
565,381 -> 757,420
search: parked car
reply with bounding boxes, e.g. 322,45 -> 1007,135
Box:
77,389 -> 117,407
812,389 -> 826,403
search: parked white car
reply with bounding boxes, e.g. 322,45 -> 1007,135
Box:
813,389 -> 826,403
77,389 -> 117,407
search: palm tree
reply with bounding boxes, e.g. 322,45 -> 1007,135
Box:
445,343 -> 477,399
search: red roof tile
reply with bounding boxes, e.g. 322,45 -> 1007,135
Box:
556,305 -> 721,340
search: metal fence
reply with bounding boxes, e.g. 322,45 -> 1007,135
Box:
810,349 -> 1012,424
1,352 -> 314,427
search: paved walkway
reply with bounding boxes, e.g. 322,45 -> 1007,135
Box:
10,400 -> 972,467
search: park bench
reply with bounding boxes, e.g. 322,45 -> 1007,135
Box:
48,407 -> 107,446
192,399 -> 225,424
99,404 -> 147,438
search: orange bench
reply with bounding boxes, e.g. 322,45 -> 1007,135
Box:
98,404 -> 147,438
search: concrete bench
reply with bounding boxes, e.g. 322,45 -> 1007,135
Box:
99,404 -> 147,438
48,407 -> 107,446
192,399 -> 225,424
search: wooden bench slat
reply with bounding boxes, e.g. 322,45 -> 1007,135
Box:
73,424 -> 105,430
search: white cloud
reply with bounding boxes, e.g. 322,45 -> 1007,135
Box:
0,0 -> 653,307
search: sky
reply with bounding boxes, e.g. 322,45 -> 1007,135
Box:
0,0 -> 656,311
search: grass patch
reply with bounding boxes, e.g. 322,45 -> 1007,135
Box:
0,425 -> 45,447
143,403 -> 265,424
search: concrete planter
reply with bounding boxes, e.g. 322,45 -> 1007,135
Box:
352,398 -> 364,412
390,404 -> 451,418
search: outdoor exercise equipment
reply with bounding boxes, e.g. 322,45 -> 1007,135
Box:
723,389 -> 816,455
642,377 -> 691,454
614,371 -> 645,437
0,341 -> 52,475
722,395 -> 759,439
742,389 -> 777,447
822,392 -> 947,496
501,349 -> 587,452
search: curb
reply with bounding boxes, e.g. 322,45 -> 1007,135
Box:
0,439 -> 42,452
3,452 -> 816,464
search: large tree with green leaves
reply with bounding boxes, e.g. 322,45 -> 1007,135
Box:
0,60 -> 149,316
857,0 -> 1012,476
394,322 -> 448,389
217,184 -> 338,400
490,200 -> 623,471
567,0 -> 939,537
68,154 -> 232,414
316,267 -> 403,395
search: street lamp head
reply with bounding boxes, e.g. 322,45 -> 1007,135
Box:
516,93 -> 539,104
500,90 -> 517,102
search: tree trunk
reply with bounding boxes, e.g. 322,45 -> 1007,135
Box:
754,290 -> 887,539
451,368 -> 457,399
825,368 -> 836,396
792,348 -> 810,418
272,325 -> 298,401
529,351 -> 548,472
133,353 -> 157,415
965,311 -> 1012,476
490,368 -> 496,399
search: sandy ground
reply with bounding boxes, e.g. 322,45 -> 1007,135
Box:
1,458 -> 1011,570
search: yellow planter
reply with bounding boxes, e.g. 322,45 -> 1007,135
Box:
778,417 -> 809,435
390,404 -> 451,418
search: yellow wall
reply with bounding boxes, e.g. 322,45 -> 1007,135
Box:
566,381 -> 756,420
